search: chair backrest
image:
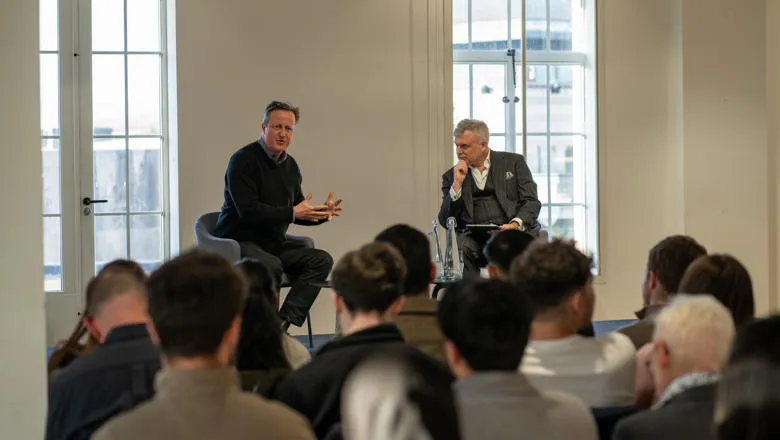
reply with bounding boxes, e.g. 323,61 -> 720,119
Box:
194,212 -> 220,242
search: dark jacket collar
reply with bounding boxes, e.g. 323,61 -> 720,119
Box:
317,324 -> 405,357
103,323 -> 152,345
635,303 -> 666,320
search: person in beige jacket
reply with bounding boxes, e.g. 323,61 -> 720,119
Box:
93,250 -> 315,440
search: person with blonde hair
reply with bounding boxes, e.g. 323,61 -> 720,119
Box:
614,295 -> 736,440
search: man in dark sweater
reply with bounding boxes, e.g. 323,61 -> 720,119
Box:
273,242 -> 454,439
214,101 -> 342,330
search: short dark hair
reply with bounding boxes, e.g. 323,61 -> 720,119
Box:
86,259 -> 148,316
331,242 -> 406,314
678,254 -> 755,327
728,315 -> 780,367
509,239 -> 593,312
262,100 -> 300,125
437,278 -> 533,371
646,235 -> 707,293
147,249 -> 247,358
375,224 -> 432,295
483,230 -> 535,273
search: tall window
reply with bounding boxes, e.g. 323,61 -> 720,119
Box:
453,0 -> 599,266
40,0 -> 172,294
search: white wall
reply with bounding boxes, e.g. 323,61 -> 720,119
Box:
175,0 -> 451,334
682,0 -> 772,314
767,0 -> 780,313
0,0 -> 47,437
175,0 -> 780,329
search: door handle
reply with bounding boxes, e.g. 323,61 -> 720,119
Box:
82,197 -> 108,206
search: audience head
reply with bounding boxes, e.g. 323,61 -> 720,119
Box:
375,224 -> 434,296
331,242 -> 407,334
147,249 -> 247,366
234,259 -> 290,371
650,295 -> 735,395
716,315 -> 780,440
261,100 -> 300,156
437,278 -> 533,377
83,259 -> 150,343
483,230 -> 535,279
49,260 -> 147,373
343,353 -> 461,440
678,254 -> 755,327
453,119 -> 490,167
510,239 -> 594,334
642,235 -> 707,306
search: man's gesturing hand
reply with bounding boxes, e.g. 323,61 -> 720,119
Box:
452,159 -> 469,193
324,191 -> 344,219
294,193 -> 330,222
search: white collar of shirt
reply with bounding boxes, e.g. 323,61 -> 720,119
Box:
470,150 -> 491,190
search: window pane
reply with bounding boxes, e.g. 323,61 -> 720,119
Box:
472,64 -> 506,134
550,205 -> 573,240
44,216 -> 62,292
130,215 -> 163,271
42,138 -> 61,215
128,55 -> 161,135
550,135 -> 577,203
453,0 -> 468,47
129,138 -> 162,212
40,0 -> 59,51
550,65 -> 583,133
94,215 -> 128,268
92,54 -> 126,135
471,0 -> 508,50
526,65 -> 548,133
127,0 -> 160,51
524,135 -> 549,203
518,0 -> 547,51
551,0 -> 579,52
490,135 -> 506,152
538,204 -> 550,232
40,53 -> 60,136
93,139 -> 127,213
453,64 -> 471,124
92,0 -> 125,51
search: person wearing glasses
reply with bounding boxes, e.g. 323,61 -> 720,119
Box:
214,100 -> 342,332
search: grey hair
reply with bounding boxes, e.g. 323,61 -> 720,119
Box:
453,119 -> 489,142
342,355 -> 433,440
262,101 -> 300,125
653,294 -> 735,372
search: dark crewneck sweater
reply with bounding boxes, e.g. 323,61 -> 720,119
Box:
214,141 -> 314,247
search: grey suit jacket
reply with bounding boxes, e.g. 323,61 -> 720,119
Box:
438,150 -> 541,230
93,367 -> 315,440
612,384 -> 717,440
455,372 -> 598,440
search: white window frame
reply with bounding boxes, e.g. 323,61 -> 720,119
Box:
453,0 -> 599,269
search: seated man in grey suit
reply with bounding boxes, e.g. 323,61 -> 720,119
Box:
613,295 -> 736,440
438,119 -> 541,276
437,278 -> 597,440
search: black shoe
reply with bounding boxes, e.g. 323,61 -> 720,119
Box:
280,319 -> 291,333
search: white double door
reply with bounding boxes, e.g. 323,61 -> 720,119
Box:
41,0 -> 169,345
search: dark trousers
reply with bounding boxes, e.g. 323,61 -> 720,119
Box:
457,232 -> 491,276
240,240 -> 333,327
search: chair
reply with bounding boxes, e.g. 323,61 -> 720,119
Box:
194,212 -> 316,348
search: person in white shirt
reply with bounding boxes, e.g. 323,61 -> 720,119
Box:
512,239 -> 636,407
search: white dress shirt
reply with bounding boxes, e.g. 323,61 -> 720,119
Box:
449,151 -> 524,229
